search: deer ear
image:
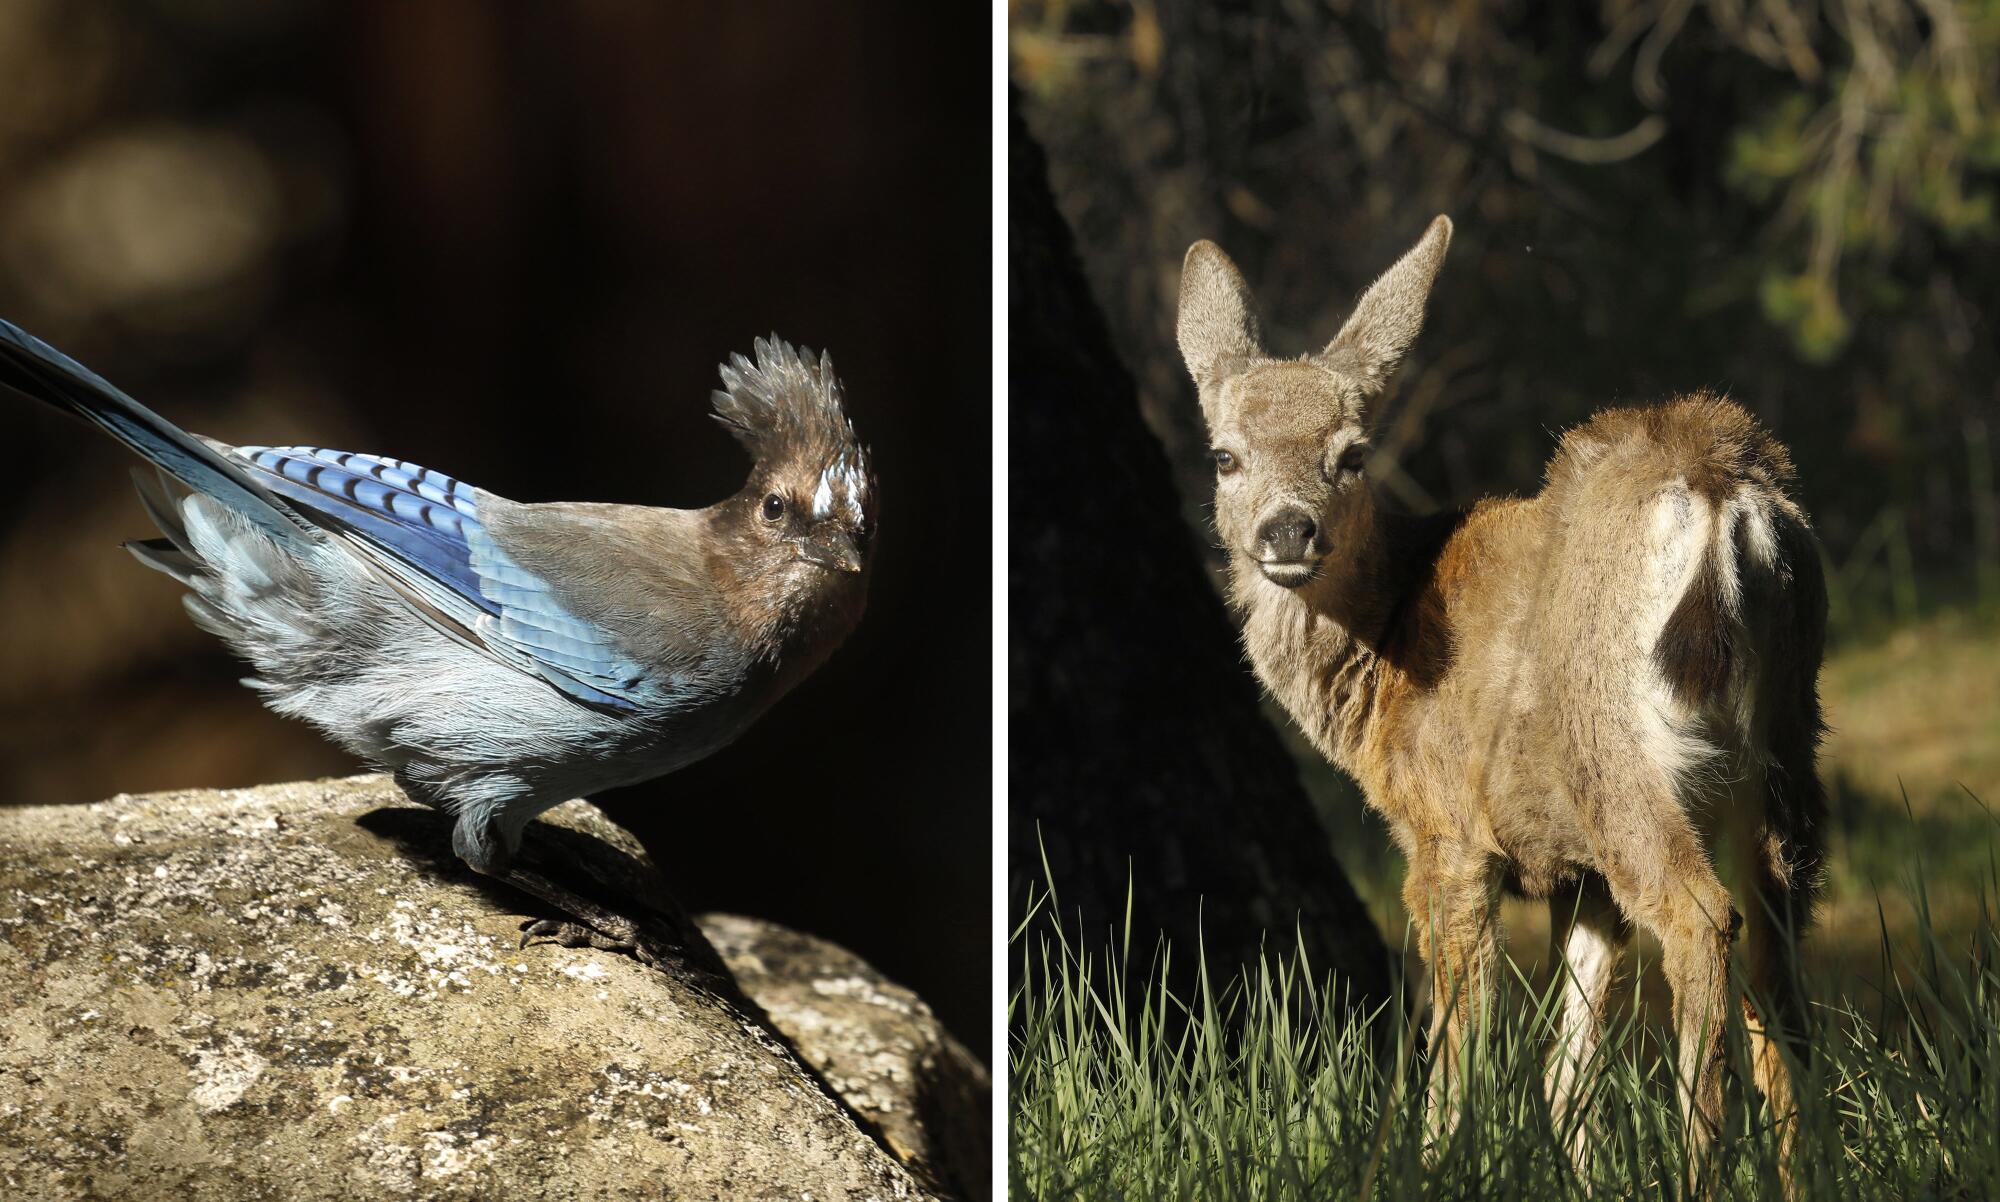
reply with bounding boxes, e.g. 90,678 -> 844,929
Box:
1177,240 -> 1264,392
1319,215 -> 1452,394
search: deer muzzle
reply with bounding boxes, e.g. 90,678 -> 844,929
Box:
1254,505 -> 1322,587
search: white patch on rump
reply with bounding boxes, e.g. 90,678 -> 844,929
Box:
1638,482 -> 1708,654
1629,481 -> 1726,776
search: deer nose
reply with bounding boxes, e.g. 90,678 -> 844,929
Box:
1257,507 -> 1318,562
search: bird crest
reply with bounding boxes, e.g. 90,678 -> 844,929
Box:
713,336 -> 872,525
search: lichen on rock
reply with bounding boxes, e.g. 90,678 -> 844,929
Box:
0,774 -> 980,1201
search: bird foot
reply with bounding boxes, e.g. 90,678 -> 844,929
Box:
518,915 -> 660,966
499,865 -> 673,969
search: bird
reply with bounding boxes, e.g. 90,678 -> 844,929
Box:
0,318 -> 875,958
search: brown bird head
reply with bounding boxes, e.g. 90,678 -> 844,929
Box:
711,337 -> 876,622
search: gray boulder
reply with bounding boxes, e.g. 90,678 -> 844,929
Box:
0,775 -> 986,1201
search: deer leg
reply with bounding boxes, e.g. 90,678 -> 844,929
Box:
1600,816 -> 1739,1194
1737,753 -> 1824,1189
1583,756 -> 1741,1190
1545,873 -> 1630,1178
1404,843 -> 1501,1156
1666,878 -> 1739,1195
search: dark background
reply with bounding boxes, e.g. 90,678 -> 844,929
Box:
0,0 -> 989,1047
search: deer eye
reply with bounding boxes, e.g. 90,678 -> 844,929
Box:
1337,443 -> 1370,475
762,493 -> 786,522
1212,449 -> 1238,474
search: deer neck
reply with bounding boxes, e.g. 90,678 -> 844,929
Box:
1231,489 -> 1445,776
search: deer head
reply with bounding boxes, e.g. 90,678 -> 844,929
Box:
1176,216 -> 1451,588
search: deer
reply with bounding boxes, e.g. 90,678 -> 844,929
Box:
1175,215 -> 1827,1186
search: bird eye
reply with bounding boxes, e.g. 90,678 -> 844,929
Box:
1337,444 -> 1369,475
1212,449 -> 1238,474
762,493 -> 786,522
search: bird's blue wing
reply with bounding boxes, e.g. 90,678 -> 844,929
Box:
234,446 -> 650,711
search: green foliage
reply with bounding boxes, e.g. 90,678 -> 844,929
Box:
1726,96 -> 1820,202
1755,271 -> 1849,364
1726,21 -> 2000,364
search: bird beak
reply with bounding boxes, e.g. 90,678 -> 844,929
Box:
797,532 -> 863,574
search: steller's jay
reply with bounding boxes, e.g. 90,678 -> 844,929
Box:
0,319 -> 874,959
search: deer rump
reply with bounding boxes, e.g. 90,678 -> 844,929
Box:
1479,390 -> 1827,904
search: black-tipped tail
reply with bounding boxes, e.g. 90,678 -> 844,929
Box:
0,318 -> 310,543
1656,544 -> 1736,707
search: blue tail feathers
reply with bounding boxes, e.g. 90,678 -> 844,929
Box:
0,318 -> 312,543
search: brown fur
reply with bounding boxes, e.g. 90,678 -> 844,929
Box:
1178,219 -> 1827,1186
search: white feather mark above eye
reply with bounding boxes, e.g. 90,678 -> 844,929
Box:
836,457 -> 867,522
812,453 -> 869,525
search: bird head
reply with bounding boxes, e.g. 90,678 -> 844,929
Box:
712,337 -> 876,596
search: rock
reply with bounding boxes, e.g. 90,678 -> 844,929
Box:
0,774 -> 980,1201
701,916 -> 990,1202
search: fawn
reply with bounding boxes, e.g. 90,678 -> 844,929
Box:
1176,216 -> 1826,1183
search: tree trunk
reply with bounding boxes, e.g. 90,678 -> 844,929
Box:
1008,99 -> 1389,1007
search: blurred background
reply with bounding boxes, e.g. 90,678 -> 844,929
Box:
0,0 -> 989,1046
1013,0 -> 1998,998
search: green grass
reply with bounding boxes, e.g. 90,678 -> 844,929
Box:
1010,850 -> 2000,1200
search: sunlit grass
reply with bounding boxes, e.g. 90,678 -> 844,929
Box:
1010,841 -> 2000,1200
1821,606 -> 2000,811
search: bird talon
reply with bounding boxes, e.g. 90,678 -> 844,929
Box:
518,914 -> 648,957
518,917 -> 566,949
